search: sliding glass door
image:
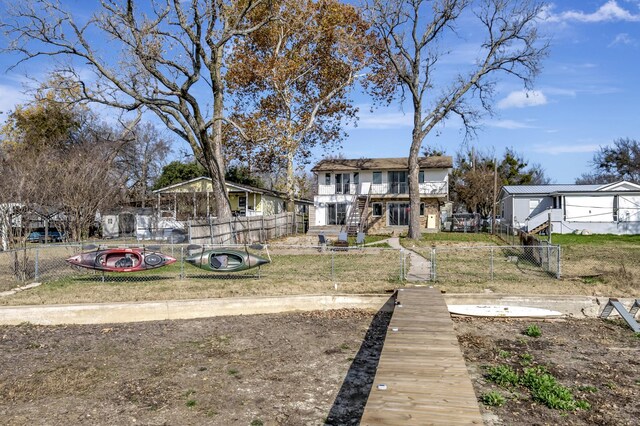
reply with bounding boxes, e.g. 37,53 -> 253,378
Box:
388,203 -> 410,226
327,203 -> 347,225
388,171 -> 408,194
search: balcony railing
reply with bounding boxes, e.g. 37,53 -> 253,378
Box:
317,181 -> 447,196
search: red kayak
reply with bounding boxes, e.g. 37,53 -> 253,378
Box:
66,247 -> 176,272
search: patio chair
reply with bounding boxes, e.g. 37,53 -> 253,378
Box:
318,233 -> 329,252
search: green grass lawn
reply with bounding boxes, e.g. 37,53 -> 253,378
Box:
400,231 -> 502,247
550,233 -> 640,246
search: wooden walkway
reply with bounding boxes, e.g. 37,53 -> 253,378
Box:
360,287 -> 483,425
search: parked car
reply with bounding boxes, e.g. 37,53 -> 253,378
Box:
27,229 -> 65,243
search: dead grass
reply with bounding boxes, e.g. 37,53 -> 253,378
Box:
2,234 -> 639,304
0,246 -> 402,305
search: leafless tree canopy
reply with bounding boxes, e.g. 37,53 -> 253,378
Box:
2,0 -> 275,220
365,0 -> 548,238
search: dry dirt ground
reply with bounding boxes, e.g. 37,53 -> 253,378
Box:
455,317 -> 640,426
2,309 -> 640,425
0,309 -> 391,426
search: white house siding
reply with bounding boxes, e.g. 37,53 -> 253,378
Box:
618,195 -> 640,222
564,196 -> 614,222
424,169 -> 448,182
102,215 -> 119,238
314,194 -> 357,226
554,221 -> 640,234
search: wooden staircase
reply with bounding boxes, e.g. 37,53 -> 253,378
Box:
341,188 -> 372,236
529,222 -> 549,235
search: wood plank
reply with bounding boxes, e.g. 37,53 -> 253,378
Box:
360,287 -> 483,425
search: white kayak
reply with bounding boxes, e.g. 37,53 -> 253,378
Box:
448,304 -> 563,318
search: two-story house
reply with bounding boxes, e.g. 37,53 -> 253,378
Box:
310,156 -> 452,234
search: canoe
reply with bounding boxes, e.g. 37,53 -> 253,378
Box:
185,248 -> 270,272
66,248 -> 177,272
448,305 -> 563,318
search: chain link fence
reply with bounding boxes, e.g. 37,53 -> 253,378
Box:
427,244 -> 560,283
0,244 -> 409,300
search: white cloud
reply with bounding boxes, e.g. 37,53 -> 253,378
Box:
0,83 -> 28,118
608,33 -> 636,46
497,90 -> 548,109
355,110 -> 413,129
532,143 -> 600,154
542,1 -> 640,23
486,119 -> 534,129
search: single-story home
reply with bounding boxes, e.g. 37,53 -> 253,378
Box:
152,177 -> 311,220
498,180 -> 640,235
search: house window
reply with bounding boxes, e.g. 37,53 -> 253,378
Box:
529,198 -> 540,215
353,172 -> 359,186
420,203 -> 425,216
372,171 -> 382,185
325,173 -> 331,185
419,171 -> 425,183
388,203 -> 410,226
335,173 -> 350,194
388,171 -> 408,194
372,202 -> 383,217
107,218 -> 113,224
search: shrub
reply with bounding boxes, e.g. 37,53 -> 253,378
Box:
523,324 -> 542,338
486,365 -> 520,387
481,391 -> 506,407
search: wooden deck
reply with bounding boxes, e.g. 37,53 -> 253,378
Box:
360,287 -> 483,425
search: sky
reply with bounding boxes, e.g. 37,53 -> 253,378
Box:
0,0 -> 639,184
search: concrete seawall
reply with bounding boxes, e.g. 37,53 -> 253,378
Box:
0,293 -> 635,326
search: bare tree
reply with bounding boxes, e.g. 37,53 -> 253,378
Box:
365,0 -> 548,238
2,0 -> 274,220
116,122 -> 172,207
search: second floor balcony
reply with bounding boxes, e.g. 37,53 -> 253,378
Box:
317,181 -> 448,197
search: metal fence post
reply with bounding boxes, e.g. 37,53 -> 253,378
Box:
490,247 -> 494,281
431,247 -> 437,281
34,247 -> 39,282
400,249 -> 405,282
556,245 -> 561,279
180,246 -> 185,280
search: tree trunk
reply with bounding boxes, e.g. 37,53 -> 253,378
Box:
208,48 -> 233,220
408,113 -> 423,240
285,150 -> 295,213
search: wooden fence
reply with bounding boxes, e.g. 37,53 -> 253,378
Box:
188,212 -> 306,244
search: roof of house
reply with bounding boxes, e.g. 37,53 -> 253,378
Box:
152,176 -> 312,203
311,156 -> 453,172
501,180 -> 640,196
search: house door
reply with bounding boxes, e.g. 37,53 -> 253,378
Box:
239,196 -> 247,216
388,171 -> 408,194
335,173 -> 350,194
388,203 -> 410,226
327,203 -> 347,225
